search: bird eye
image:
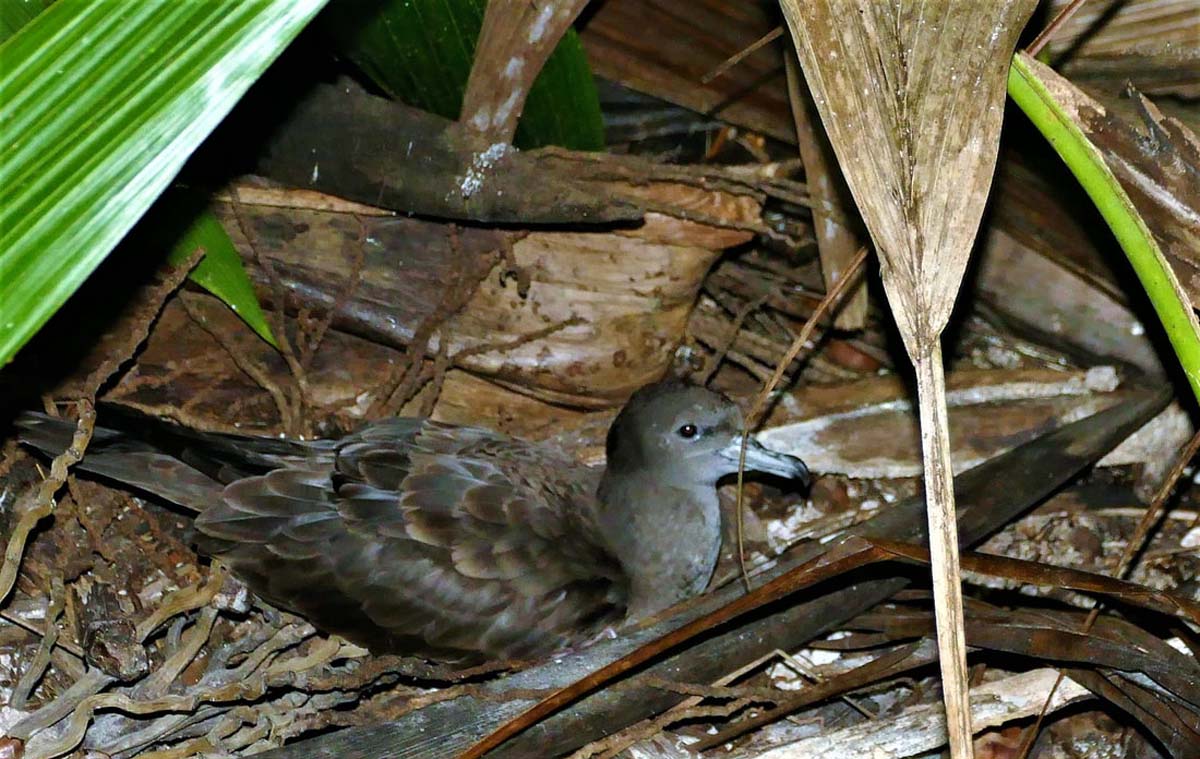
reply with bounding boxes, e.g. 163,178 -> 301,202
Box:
677,423 -> 699,439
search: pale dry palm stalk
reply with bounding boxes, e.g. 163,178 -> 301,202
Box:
778,2 -> 1036,758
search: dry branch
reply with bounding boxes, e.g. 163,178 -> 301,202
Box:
459,0 -> 590,146
783,53 -> 866,329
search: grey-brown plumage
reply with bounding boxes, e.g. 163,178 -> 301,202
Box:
17,381 -> 808,662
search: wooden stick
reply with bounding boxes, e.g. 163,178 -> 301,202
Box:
700,26 -> 784,84
914,343 -> 972,759
1025,0 -> 1090,57
782,50 -> 865,329
459,0 -> 590,146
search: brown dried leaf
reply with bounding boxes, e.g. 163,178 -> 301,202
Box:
780,0 -> 1036,351
779,6 -> 1036,755
1067,668 -> 1200,758
870,537 -> 1200,625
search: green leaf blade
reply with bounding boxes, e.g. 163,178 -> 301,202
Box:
1007,52 -> 1200,403
0,0 -> 328,367
164,203 -> 278,349
0,0 -> 50,48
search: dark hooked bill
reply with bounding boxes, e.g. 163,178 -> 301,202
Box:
719,436 -> 811,487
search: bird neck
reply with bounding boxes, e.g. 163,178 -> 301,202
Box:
596,469 -> 723,621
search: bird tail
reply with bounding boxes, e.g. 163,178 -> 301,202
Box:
14,409 -> 315,513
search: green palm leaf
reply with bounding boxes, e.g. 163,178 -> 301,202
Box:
0,0 -> 327,367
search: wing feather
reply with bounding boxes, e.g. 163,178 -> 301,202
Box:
193,419 -> 627,662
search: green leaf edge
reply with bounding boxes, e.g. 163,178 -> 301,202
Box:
0,0 -> 327,368
1007,52 -> 1200,404
166,209 -> 278,349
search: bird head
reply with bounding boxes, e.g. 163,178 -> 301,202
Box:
604,380 -> 810,488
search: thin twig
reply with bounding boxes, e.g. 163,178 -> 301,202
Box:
8,669 -> 116,741
640,676 -> 782,702
701,26 -> 785,84
723,349 -> 777,383
301,216 -> 368,371
693,640 -> 938,751
1113,433 -> 1200,581
180,295 -> 298,434
255,254 -> 311,433
734,246 -> 869,589
498,232 -> 531,298
0,608 -> 85,658
700,293 -> 769,385
1026,0 -> 1090,58
573,649 -> 782,759
533,146 -> 805,201
419,328 -> 455,418
599,700 -> 754,759
396,316 -> 581,418
774,647 -> 876,720
11,578 -> 66,708
635,197 -> 790,244
137,567 -> 227,643
373,227 -> 490,417
23,618 -> 321,755
228,195 -> 311,435
745,246 -> 870,427
449,317 -> 584,364
135,607 -> 220,700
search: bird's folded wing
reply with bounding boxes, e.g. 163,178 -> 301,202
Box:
196,420 -> 627,661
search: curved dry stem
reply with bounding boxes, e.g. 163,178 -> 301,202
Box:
0,400 -> 95,605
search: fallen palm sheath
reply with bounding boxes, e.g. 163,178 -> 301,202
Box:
258,385 -> 1167,758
